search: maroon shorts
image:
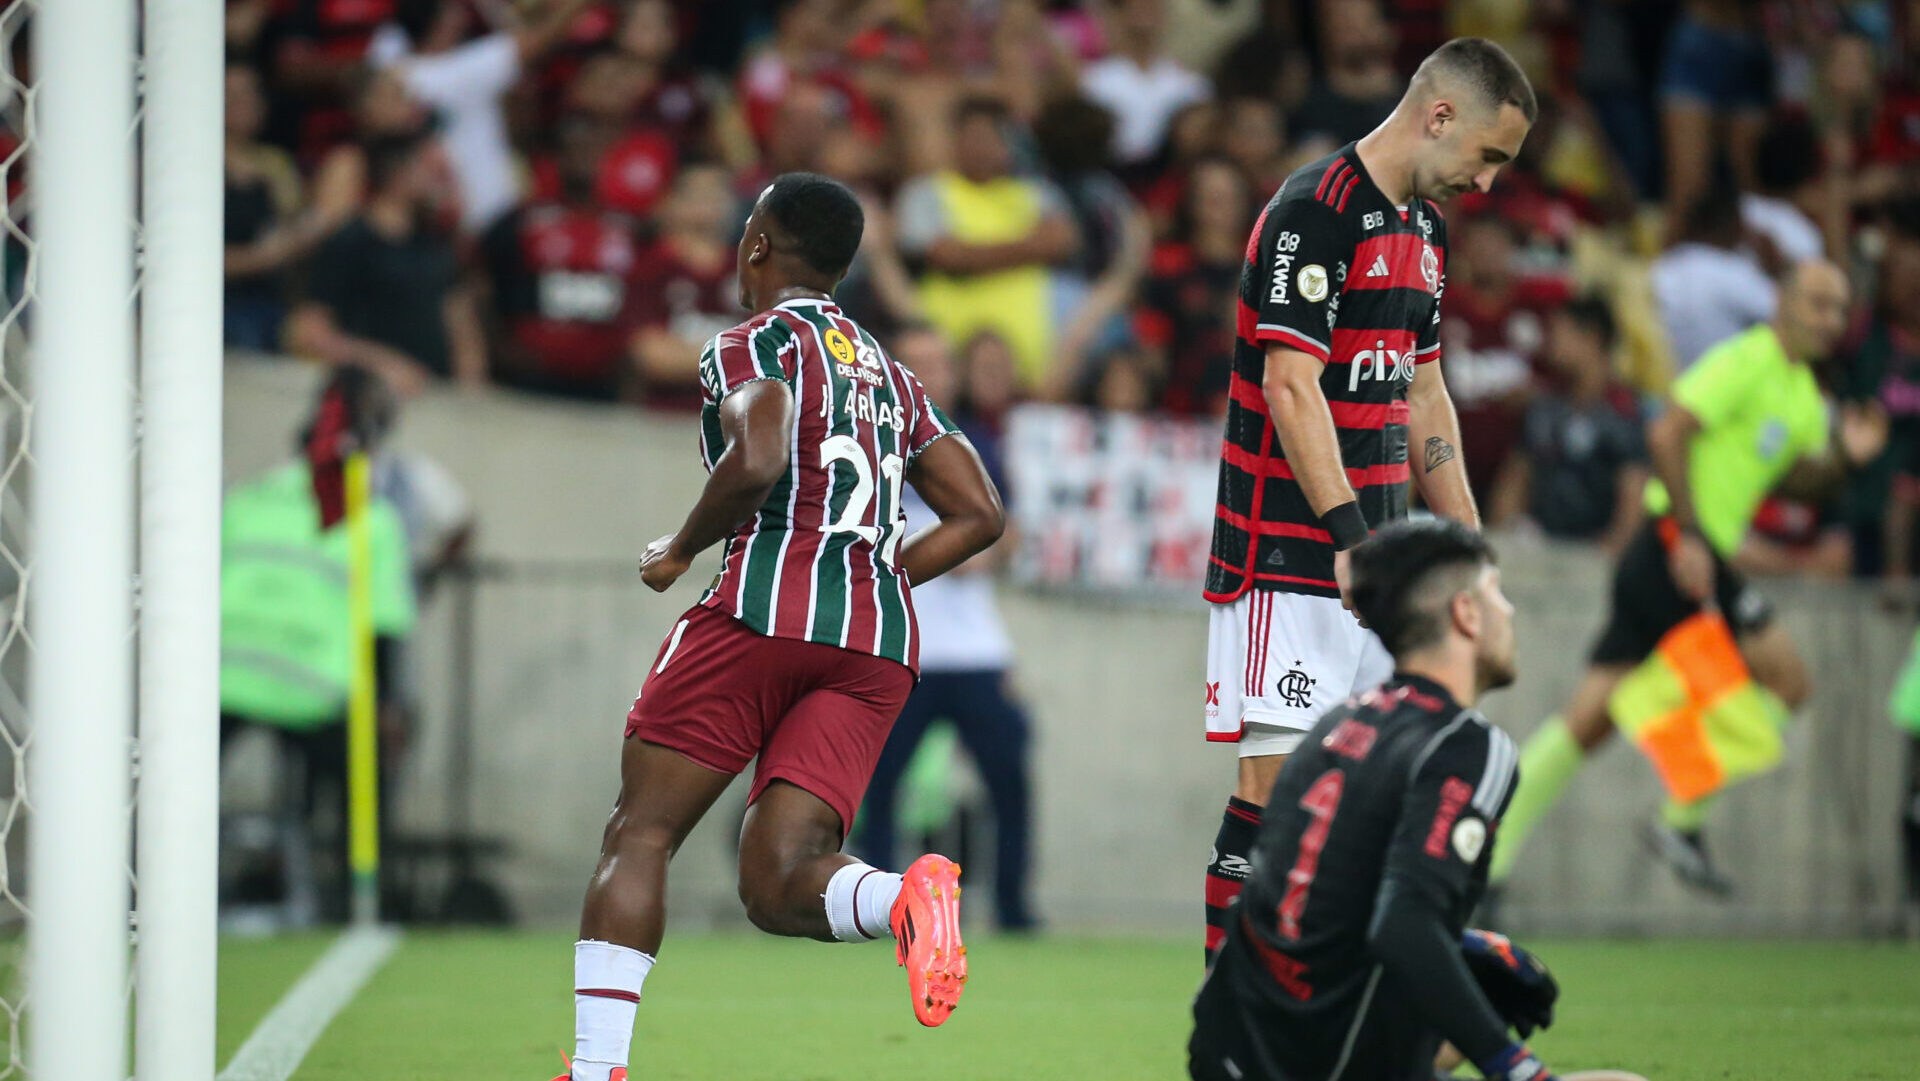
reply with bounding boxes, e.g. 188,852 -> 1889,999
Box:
624,604 -> 915,835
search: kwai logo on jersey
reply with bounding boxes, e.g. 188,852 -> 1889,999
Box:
1267,231 -> 1302,304
1347,338 -> 1416,392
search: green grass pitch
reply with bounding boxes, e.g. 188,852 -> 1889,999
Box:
218,932 -> 1920,1081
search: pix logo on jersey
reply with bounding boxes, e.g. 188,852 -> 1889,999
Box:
1347,338 -> 1416,392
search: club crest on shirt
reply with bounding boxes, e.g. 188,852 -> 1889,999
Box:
1420,246 -> 1440,293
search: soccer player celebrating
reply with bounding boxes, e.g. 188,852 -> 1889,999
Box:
1203,38 -> 1534,964
1489,259 -> 1887,895
554,173 -> 1004,1081
1190,520 -> 1646,1081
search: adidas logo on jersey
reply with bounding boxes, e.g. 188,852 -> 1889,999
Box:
1365,254 -> 1390,278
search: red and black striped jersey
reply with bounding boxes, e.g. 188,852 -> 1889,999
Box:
1206,145 -> 1449,603
695,298 -> 959,670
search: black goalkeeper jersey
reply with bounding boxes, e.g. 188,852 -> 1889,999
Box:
1190,675 -> 1518,1081
1206,146 -> 1448,604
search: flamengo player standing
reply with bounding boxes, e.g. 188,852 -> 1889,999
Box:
1201,39 -> 1535,965
554,174 -> 1004,1081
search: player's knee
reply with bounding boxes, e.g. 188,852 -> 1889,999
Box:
736,870 -> 801,935
604,806 -> 681,862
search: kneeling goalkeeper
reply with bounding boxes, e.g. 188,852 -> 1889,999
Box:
1189,521 -> 1644,1081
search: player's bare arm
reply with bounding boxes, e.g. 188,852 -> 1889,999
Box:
1644,403 -> 1714,601
1407,361 -> 1479,528
638,379 -> 795,592
1262,344 -> 1368,604
898,434 -> 1005,586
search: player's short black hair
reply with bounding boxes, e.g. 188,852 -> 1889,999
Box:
759,171 -> 865,277
1558,293 -> 1616,349
1415,37 -> 1537,125
1349,519 -> 1498,658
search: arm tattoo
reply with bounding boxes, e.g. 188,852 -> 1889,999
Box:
1424,436 -> 1456,474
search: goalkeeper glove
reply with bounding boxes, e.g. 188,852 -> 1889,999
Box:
1476,1042 -> 1555,1081
1462,928 -> 1558,1037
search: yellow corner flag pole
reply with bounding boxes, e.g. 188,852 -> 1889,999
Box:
345,451 -> 381,926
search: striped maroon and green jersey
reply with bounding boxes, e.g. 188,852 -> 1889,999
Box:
1206,143 -> 1449,603
696,297 -> 959,670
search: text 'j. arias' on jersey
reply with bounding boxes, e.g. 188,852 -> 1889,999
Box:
1197,675 -> 1517,1081
1207,145 -> 1449,603
695,297 -> 960,671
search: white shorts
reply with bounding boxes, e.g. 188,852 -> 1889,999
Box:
1204,590 -> 1393,757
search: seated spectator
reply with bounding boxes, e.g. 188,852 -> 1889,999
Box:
546,0 -> 716,158
1034,95 -> 1151,392
1219,95 -> 1287,196
289,131 -> 488,392
1651,192 -> 1777,372
220,367 -> 416,925
225,61 -> 325,351
265,0 -> 397,167
1078,0 -> 1210,170
308,67 -> 432,231
479,116 -> 643,402
736,0 -> 874,154
1840,205 -> 1920,575
1743,112 -> 1836,271
627,162 -> 744,410
1138,154 -> 1247,415
1292,0 -> 1401,145
1488,297 -> 1649,553
896,96 -> 1079,395
1437,214 -> 1565,501
1089,345 -> 1160,414
367,0 -> 595,233
955,330 -> 1022,454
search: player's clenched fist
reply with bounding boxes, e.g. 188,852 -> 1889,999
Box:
638,534 -> 692,592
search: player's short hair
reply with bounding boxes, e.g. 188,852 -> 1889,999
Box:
1414,38 -> 1537,125
1349,519 -> 1497,658
759,171 -> 865,278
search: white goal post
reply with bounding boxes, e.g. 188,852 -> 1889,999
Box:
25,0 -> 224,1076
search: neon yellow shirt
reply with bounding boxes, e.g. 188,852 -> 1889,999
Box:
221,463 -> 416,729
1645,324 -> 1829,557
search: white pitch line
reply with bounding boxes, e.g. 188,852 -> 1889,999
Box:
217,925 -> 401,1081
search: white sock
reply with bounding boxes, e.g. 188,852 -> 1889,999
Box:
823,862 -> 903,942
573,939 -> 654,1081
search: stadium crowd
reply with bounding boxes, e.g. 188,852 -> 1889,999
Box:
212,0 -> 1920,578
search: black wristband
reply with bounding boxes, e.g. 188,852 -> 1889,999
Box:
1323,501 -> 1369,551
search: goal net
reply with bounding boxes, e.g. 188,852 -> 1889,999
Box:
5,0 -> 224,1076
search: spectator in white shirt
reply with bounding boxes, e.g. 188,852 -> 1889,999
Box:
1078,0 -> 1210,167
1651,193 -> 1777,372
368,0 -> 593,233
